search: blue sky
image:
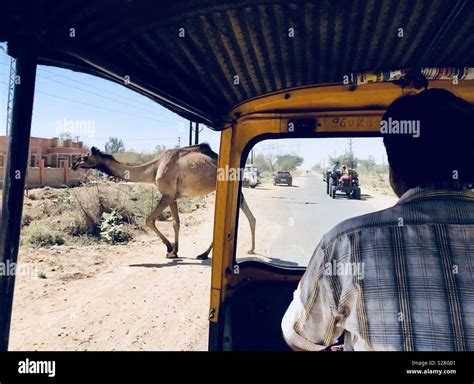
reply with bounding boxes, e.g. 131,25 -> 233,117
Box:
0,44 -> 387,168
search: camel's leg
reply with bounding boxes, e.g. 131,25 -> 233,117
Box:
145,197 -> 173,256
168,201 -> 180,258
196,242 -> 213,260
195,194 -> 255,260
240,194 -> 256,254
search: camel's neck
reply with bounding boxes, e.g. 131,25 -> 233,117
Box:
96,157 -> 157,183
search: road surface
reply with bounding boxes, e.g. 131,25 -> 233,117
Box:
237,173 -> 397,266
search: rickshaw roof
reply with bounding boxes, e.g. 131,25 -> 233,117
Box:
1,0 -> 474,129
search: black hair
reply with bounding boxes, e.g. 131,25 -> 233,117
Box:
381,88 -> 474,189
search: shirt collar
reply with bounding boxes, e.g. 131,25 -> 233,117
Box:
396,185 -> 474,205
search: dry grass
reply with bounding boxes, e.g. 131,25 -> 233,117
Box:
358,171 -> 395,196
20,180 -> 206,247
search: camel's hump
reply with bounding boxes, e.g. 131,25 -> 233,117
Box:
184,143 -> 218,159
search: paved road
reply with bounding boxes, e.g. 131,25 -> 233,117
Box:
238,174 -> 397,267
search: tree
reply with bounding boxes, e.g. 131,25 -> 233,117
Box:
359,155 -> 377,173
253,153 -> 272,172
275,155 -> 303,172
154,145 -> 166,156
329,153 -> 360,169
265,153 -> 278,172
105,137 -> 125,154
58,131 -> 72,141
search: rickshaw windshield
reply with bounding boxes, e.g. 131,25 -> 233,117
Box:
235,137 -> 397,267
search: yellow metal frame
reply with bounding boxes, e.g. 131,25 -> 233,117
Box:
208,81 -> 474,323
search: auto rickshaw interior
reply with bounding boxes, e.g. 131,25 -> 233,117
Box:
1,1 -> 474,352
222,134 -> 389,352
208,79 -> 474,351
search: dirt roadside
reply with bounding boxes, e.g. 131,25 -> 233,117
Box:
10,194 -> 215,351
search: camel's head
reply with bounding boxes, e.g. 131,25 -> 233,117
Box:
71,147 -> 103,170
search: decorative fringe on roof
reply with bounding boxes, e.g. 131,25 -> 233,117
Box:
352,67 -> 474,85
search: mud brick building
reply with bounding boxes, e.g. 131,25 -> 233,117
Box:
0,137 -> 87,187
0,136 -> 87,168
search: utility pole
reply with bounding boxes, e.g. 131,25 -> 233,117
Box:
194,123 -> 204,145
188,121 -> 193,146
5,55 -> 15,135
348,138 -> 354,168
177,137 -> 181,147
194,122 -> 199,144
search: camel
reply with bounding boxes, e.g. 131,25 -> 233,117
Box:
71,144 -> 256,260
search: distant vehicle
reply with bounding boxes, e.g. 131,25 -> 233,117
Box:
327,169 -> 361,199
273,171 -> 293,186
243,164 -> 260,188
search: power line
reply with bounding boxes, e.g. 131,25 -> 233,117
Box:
39,67 -> 174,117
36,90 -> 182,124
38,71 -> 164,115
2,64 -> 187,124
38,74 -> 178,119
1,80 -> 185,125
0,61 -> 162,115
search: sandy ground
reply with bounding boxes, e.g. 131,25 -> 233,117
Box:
9,176 -> 397,351
10,196 -> 215,351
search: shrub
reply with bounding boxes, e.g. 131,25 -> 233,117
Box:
20,180 -> 207,247
22,223 -> 65,247
52,189 -> 72,206
100,210 -> 131,244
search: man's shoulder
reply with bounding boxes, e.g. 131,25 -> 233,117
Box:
320,205 -> 401,248
319,188 -> 474,249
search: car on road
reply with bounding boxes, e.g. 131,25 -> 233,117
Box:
273,171 -> 293,186
243,164 -> 261,188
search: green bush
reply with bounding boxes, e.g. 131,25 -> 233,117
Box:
100,210 -> 131,244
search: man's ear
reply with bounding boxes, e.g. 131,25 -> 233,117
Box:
389,166 -> 408,198
91,147 -> 99,155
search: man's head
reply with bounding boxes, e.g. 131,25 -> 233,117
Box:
381,88 -> 474,197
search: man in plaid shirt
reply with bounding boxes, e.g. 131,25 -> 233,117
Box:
282,89 -> 474,351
